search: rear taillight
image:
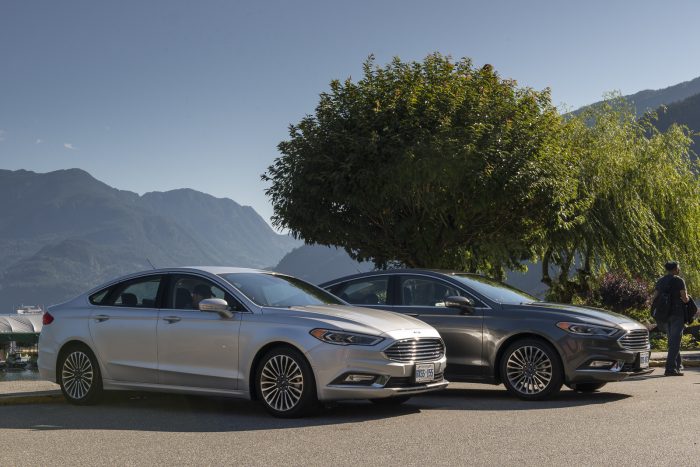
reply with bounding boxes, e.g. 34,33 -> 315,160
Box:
42,311 -> 54,325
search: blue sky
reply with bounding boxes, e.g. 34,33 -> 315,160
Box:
1,0 -> 699,225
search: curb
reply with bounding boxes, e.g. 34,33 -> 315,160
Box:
0,391 -> 63,406
650,359 -> 700,368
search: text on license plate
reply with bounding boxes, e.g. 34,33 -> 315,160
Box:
639,351 -> 649,369
415,363 -> 435,383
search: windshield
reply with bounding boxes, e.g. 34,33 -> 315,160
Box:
219,273 -> 344,307
453,274 -> 538,304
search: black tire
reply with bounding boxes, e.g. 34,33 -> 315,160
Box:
500,338 -> 563,401
370,396 -> 412,406
567,382 -> 607,393
57,344 -> 103,405
255,346 -> 319,418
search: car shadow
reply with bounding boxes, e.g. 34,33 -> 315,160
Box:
0,382 -> 633,433
418,385 -> 631,411
0,391 -> 424,433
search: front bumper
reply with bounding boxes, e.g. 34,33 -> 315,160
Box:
565,347 -> 652,384
307,341 -> 449,401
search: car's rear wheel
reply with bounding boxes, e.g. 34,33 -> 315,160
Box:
500,338 -> 563,401
567,382 -> 607,393
370,396 -> 411,405
255,346 -> 318,418
58,345 -> 103,405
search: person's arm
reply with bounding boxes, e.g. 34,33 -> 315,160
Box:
680,278 -> 689,303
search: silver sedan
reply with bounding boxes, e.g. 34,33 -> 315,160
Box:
38,267 -> 448,417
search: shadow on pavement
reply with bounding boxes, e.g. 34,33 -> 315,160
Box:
419,385 -> 631,411
0,391 -> 424,433
0,380 -> 637,433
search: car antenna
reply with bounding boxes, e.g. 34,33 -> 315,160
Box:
146,257 -> 156,269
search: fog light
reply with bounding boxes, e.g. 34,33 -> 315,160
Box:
344,374 -> 376,383
589,360 -> 614,368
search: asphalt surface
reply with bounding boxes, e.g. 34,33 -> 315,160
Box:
1,368 -> 699,466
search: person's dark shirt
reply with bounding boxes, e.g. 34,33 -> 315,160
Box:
655,274 -> 686,314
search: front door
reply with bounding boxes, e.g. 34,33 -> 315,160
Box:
156,274 -> 243,390
393,275 -> 486,379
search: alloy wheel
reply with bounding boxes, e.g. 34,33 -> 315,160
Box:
259,354 -> 304,412
61,351 -> 94,400
505,345 -> 553,395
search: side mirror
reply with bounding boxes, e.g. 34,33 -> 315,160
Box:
444,296 -> 476,314
199,298 -> 234,319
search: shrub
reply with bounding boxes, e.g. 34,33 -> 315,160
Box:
597,272 -> 651,313
651,334 -> 698,351
651,336 -> 668,351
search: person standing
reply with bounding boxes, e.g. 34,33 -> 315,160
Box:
654,261 -> 689,376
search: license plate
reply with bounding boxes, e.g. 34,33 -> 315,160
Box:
415,363 -> 435,383
639,351 -> 650,369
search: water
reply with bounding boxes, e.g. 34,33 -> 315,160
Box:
0,369 -> 42,381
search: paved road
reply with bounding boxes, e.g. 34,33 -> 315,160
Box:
1,368 -> 699,466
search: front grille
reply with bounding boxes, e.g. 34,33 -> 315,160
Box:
383,338 -> 445,362
618,329 -> 650,351
385,372 -> 444,388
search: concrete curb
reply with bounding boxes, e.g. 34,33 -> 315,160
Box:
0,390 -> 63,406
650,359 -> 700,368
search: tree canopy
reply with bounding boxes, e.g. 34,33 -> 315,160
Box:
263,54 -> 574,275
264,54 -> 700,295
543,96 -> 700,299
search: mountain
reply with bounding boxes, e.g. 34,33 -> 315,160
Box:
653,91 -> 700,148
274,244 -> 373,284
578,75 -> 700,117
0,168 -> 300,310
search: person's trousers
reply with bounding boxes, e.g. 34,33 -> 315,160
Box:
665,314 -> 685,372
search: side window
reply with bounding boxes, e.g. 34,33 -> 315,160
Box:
331,278 -> 389,305
169,275 -> 243,311
102,276 -> 163,308
89,288 -> 110,305
399,276 -> 483,307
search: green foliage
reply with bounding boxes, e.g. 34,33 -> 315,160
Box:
651,334 -> 698,351
543,96 -> 700,298
264,54 -> 574,272
651,336 -> 668,351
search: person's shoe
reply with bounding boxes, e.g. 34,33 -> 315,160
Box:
664,370 -> 684,376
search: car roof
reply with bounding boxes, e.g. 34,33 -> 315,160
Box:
80,266 -> 280,296
318,269 -> 481,287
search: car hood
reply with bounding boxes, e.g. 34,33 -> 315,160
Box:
263,304 -> 440,338
512,302 -> 647,330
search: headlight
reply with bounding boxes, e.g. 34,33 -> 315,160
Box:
556,322 -> 619,336
310,328 -> 384,346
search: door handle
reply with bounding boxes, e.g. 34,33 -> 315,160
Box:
94,314 -> 110,322
163,316 -> 181,323
406,313 -> 419,317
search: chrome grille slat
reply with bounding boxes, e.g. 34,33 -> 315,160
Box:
618,329 -> 650,351
384,338 -> 445,362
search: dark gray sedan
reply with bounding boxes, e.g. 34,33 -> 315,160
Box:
321,270 -> 652,400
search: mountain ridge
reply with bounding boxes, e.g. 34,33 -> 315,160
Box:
0,168 -> 300,310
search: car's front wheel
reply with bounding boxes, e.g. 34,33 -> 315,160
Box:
500,338 -> 563,401
255,346 -> 319,418
58,345 -> 103,405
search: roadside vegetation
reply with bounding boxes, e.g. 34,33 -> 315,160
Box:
263,53 -> 700,346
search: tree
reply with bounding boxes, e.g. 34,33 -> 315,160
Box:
542,95 -> 700,300
263,54 -> 575,276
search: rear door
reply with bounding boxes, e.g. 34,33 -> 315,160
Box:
88,274 -> 163,383
391,275 -> 487,378
327,276 -> 392,310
